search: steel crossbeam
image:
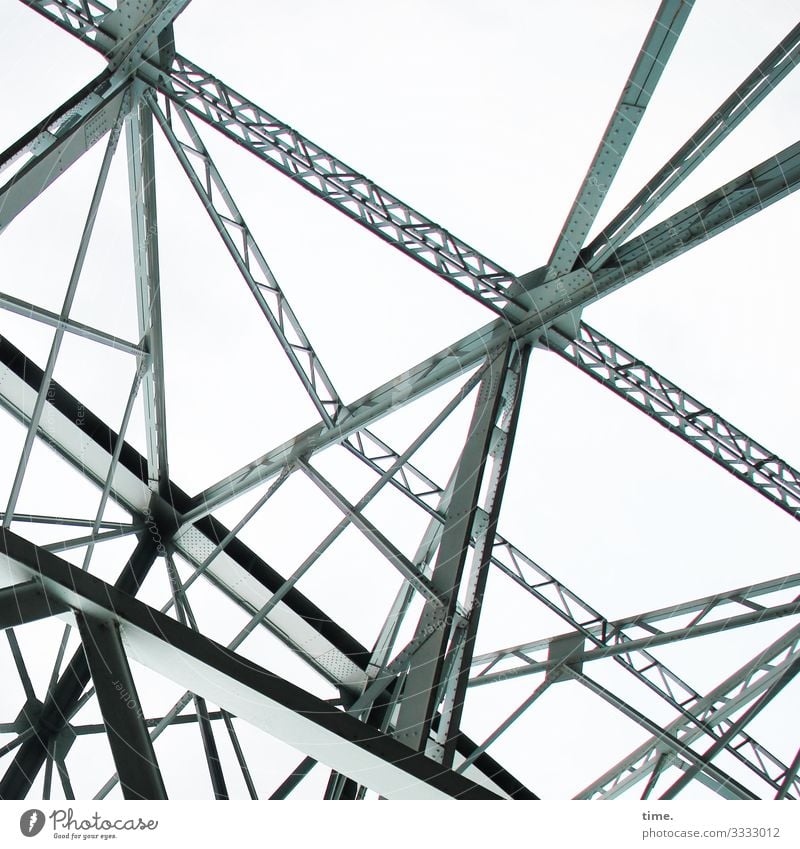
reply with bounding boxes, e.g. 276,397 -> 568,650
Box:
430,343 -> 531,766
1,320 -> 794,797
0,534 -> 160,800
0,581 -> 68,628
576,623 -> 800,799
193,127 -> 800,513
0,527 -> 500,800
337,428 -> 797,796
0,337 -> 531,798
551,323 -> 800,519
591,139 -> 800,287
0,73 -> 129,233
471,571 -> 800,680
476,534 -> 798,798
0,291 -> 140,355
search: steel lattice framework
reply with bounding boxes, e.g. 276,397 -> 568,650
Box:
0,0 -> 798,800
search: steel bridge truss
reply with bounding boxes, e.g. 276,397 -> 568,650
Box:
0,0 -> 798,799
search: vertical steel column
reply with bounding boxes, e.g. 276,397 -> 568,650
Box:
76,613 -> 167,800
127,93 -> 169,494
393,338 -> 516,753
437,344 -> 530,766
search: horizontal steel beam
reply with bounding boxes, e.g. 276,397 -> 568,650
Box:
0,291 -> 141,355
474,567 -> 800,674
472,602 -> 800,682
0,528 -> 500,800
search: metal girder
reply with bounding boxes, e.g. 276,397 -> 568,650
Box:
0,581 -> 67,629
75,612 -> 167,800
166,556 -> 228,800
0,291 -> 141,355
300,459 -> 442,605
148,93 -> 344,425
342,429 -> 445,516
2,320 -> 787,797
17,1 -> 182,69
0,73 -> 130,233
221,711 -> 258,800
127,95 -> 170,494
20,1 -> 521,314
577,622 -> 800,799
0,336 -> 533,797
575,670 -> 756,800
102,0 -> 186,75
193,125 -> 800,513
187,321 -> 508,518
552,322 -> 800,520
0,528 -> 500,800
148,55 -> 520,314
777,748 -> 800,799
433,343 -> 531,766
19,1 -> 800,328
583,20 -> 800,269
181,314 -> 794,801
659,653 -> 800,799
590,137 -> 800,285
477,532 -> 795,797
0,514 -> 138,530
471,571 -> 800,680
180,316 -> 795,791
0,532 -> 160,800
18,1 -> 114,53
0,335 -> 371,690
10,0 -> 800,802
393,342 -> 518,754
546,0 -> 694,277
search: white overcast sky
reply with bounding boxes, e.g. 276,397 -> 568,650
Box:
0,0 -> 799,800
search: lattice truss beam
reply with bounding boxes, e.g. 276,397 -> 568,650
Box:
0,0 -> 798,799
